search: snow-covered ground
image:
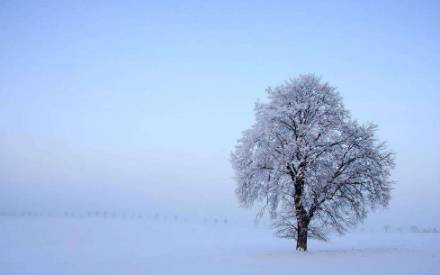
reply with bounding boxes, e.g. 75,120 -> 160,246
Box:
1,217 -> 439,275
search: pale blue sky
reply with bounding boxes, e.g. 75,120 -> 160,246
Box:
1,0 -> 439,226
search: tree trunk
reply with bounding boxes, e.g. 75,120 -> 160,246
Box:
296,220 -> 308,251
293,170 -> 309,252
290,163 -> 309,251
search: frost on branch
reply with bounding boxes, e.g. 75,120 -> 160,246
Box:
231,74 -> 394,251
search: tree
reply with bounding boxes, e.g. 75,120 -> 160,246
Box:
231,74 -> 394,251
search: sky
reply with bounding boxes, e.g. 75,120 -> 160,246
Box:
1,0 -> 439,227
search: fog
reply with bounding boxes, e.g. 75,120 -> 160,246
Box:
1,0 -> 439,229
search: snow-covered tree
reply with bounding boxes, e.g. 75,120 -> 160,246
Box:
231,74 -> 394,251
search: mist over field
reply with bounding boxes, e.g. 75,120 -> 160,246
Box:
1,1 -> 439,274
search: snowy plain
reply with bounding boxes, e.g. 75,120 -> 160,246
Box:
1,217 -> 439,275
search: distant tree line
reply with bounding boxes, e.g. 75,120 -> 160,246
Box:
0,211 -> 230,225
383,224 -> 439,234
